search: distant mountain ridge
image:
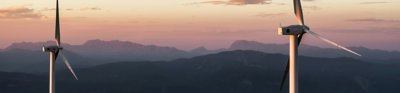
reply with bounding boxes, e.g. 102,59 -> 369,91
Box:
227,40 -> 400,62
1,39 -> 399,73
5,39 -> 399,61
0,40 -> 192,73
67,39 -> 190,61
229,40 -> 289,54
1,50 -> 399,93
4,39 -> 192,61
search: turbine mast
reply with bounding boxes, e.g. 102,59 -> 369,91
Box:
49,51 -> 55,93
289,35 -> 299,93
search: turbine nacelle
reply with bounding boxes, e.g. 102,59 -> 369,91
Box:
278,25 -> 309,35
42,46 -> 63,52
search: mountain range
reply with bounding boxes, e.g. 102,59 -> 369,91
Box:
227,40 -> 400,62
1,50 -> 399,93
1,39 -> 399,73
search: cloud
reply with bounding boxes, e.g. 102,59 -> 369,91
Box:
360,2 -> 390,4
41,8 -> 73,11
41,8 -> 56,11
274,3 -> 285,5
347,18 -> 400,23
80,7 -> 102,11
271,0 -> 315,6
41,8 -> 75,12
0,6 -> 44,19
197,0 -> 272,5
303,6 -> 322,10
200,1 -> 226,5
255,13 -> 286,17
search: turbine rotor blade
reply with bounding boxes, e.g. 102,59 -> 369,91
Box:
294,0 -> 304,25
279,33 -> 305,91
304,30 -> 362,56
279,61 -> 289,90
55,0 -> 61,47
60,51 -> 79,80
54,49 -> 60,60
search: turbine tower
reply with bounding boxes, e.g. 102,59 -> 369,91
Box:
277,0 -> 362,93
42,0 -> 78,93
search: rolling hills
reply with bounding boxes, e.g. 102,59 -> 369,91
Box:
1,50 -> 399,93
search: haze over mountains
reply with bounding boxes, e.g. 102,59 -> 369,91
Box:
4,40 -> 190,61
1,39 -> 399,73
228,40 -> 400,62
1,40 -> 399,93
1,50 -> 399,93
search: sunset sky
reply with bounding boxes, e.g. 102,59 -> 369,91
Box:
0,0 -> 399,51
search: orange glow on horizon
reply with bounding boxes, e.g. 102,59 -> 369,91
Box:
1,0 -> 399,50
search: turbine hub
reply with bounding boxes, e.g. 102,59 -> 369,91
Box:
42,46 -> 63,52
278,25 -> 309,35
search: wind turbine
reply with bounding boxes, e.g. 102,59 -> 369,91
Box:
277,0 -> 362,93
42,0 -> 78,93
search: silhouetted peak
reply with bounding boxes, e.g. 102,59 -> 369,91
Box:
229,40 -> 283,50
5,41 -> 57,51
216,50 -> 267,55
194,50 -> 281,60
191,46 -> 208,52
349,46 -> 375,51
231,40 -> 264,47
83,39 -> 144,48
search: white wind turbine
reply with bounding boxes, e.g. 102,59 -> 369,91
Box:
277,0 -> 362,93
42,0 -> 78,93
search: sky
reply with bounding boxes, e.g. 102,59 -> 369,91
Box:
0,0 -> 399,51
